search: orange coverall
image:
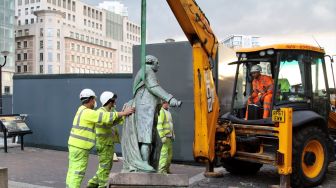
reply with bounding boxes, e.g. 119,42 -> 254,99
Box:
246,75 -> 274,119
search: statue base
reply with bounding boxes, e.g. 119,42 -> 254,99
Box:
108,172 -> 189,187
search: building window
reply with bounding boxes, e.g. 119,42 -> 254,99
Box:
47,28 -> 53,37
67,0 -> 71,10
48,65 -> 53,74
48,52 -> 53,62
40,40 -> 43,49
75,33 -> 79,39
57,29 -> 60,37
71,43 -> 74,50
40,53 -> 43,61
24,41 -> 28,48
40,65 -> 43,73
18,0 -> 22,5
86,47 -> 90,53
72,1 -> 75,11
72,15 -> 75,22
57,41 -> 60,49
17,54 -> 21,61
76,44 -> 80,52
17,66 -> 21,73
31,18 -> 34,24
24,65 -> 28,72
71,55 -> 75,62
77,56 -> 80,63
81,46 -> 85,53
25,19 -> 28,24
58,0 -> 61,6
24,53 -> 28,60
84,19 -> 86,26
82,57 -> 85,64
25,8 -> 28,15
63,0 -> 66,8
47,40 -> 53,49
24,29 -> 29,35
17,42 -> 21,49
18,20 -> 21,26
40,28 -> 43,37
36,6 -> 40,10
4,86 -> 10,95
31,7 -> 34,14
57,53 -> 60,62
52,0 -> 56,5
18,9 -> 21,16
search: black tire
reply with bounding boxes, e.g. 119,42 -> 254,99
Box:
291,126 -> 329,188
222,158 -> 263,175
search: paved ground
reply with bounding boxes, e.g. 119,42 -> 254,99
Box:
2,143 -> 336,187
0,145 -> 204,188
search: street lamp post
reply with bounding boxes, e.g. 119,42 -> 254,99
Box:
0,51 -> 10,114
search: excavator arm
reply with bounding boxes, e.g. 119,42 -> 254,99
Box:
167,0 -> 218,60
167,0 -> 220,163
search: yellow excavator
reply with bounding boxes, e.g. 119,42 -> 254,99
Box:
166,0 -> 336,187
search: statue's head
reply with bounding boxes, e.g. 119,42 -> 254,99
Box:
145,55 -> 159,72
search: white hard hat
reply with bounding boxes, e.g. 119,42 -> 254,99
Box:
251,65 -> 262,73
79,88 -> 96,100
145,55 -> 159,64
100,91 -> 116,106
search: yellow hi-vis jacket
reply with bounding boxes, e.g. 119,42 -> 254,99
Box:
68,105 -> 118,150
95,107 -> 124,146
157,108 -> 175,140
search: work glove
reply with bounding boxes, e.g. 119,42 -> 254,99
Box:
161,137 -> 167,144
169,98 -> 182,107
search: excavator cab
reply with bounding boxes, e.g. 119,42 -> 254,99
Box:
218,44 -> 335,187
229,44 -> 329,122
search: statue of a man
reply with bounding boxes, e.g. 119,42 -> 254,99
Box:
133,55 -> 181,166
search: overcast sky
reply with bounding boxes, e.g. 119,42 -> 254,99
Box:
83,0 -> 336,54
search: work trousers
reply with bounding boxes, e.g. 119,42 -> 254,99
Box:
158,138 -> 173,174
66,145 -> 89,188
246,93 -> 272,119
87,144 -> 114,188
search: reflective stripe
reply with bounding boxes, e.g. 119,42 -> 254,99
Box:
74,171 -> 85,176
97,112 -> 103,123
70,133 -> 95,143
96,133 -> 114,137
157,128 -> 171,132
264,102 -> 272,105
95,124 -> 110,129
72,125 -> 95,133
76,108 -> 87,126
109,112 -> 114,122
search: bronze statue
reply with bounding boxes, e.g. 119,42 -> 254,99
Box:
122,55 -> 181,172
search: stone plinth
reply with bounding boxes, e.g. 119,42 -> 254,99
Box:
108,172 -> 189,187
0,167 -> 8,188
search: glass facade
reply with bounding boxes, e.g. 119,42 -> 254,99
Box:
0,0 -> 15,68
105,11 -> 123,41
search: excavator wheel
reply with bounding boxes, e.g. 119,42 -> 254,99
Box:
291,126 -> 329,187
222,158 -> 263,175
